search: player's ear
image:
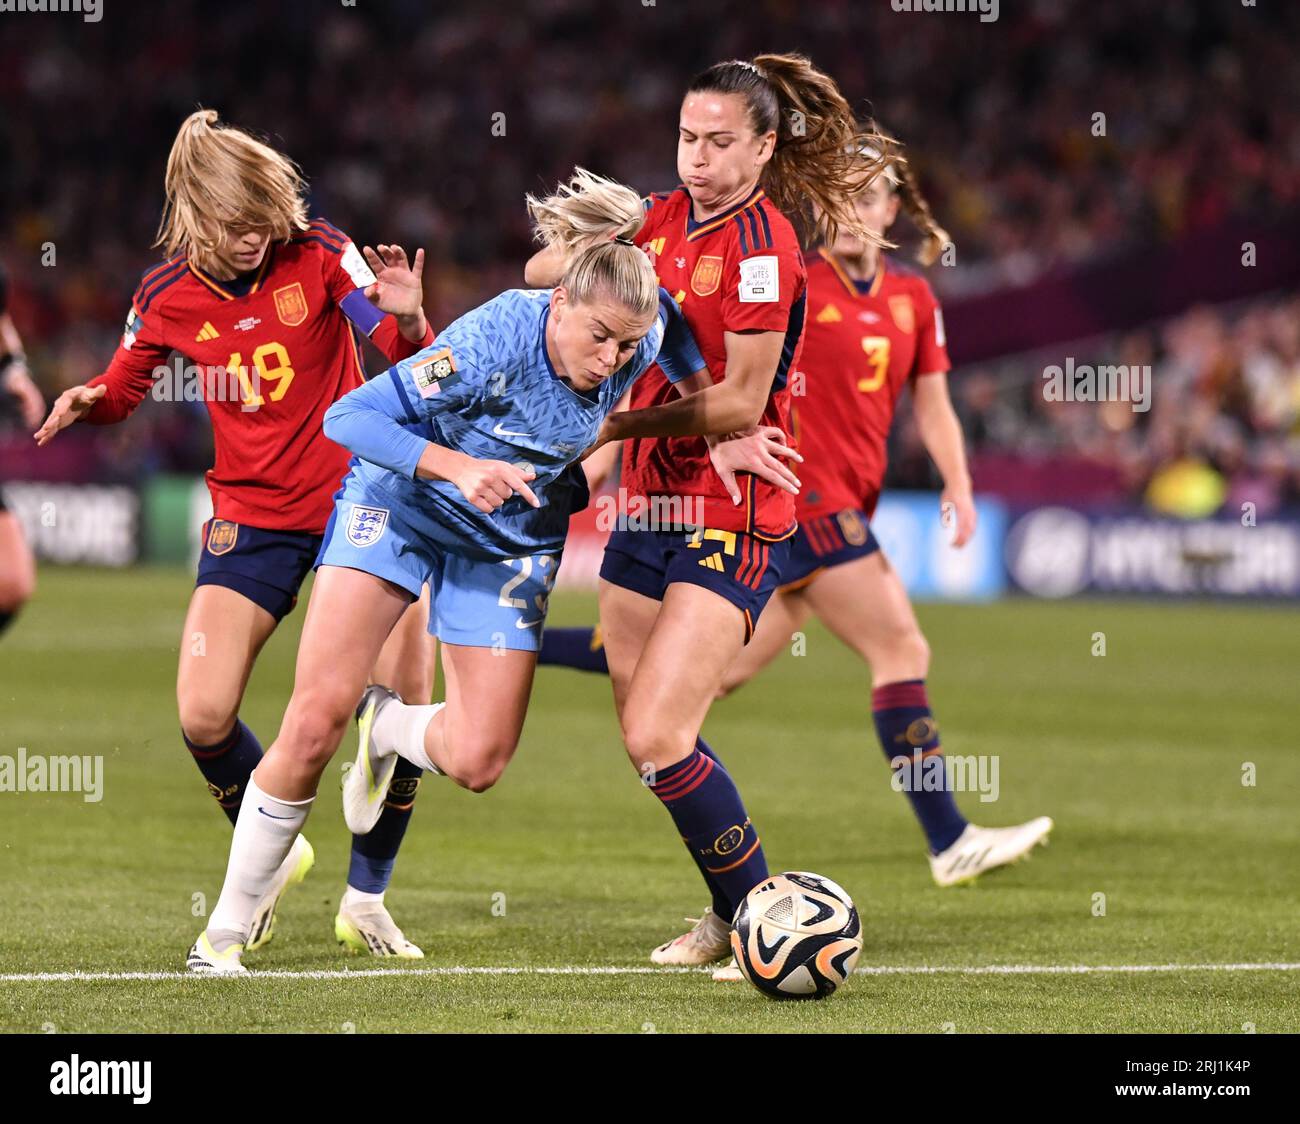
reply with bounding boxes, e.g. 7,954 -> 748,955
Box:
549,285 -> 569,323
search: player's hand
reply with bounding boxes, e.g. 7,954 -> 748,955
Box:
940,486 -> 977,548
4,361 -> 46,428
362,244 -> 426,319
451,456 -> 540,513
33,383 -> 106,446
708,426 -> 803,505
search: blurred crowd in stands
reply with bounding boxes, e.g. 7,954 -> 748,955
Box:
1,0 -> 1298,514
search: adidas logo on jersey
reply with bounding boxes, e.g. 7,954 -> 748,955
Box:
195,321 -> 220,342
816,303 -> 842,323
698,554 -> 726,572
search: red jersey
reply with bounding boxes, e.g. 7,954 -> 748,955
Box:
623,186 -> 806,539
86,218 -> 433,533
793,250 -> 950,521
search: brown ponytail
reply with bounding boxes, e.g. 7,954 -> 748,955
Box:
687,54 -> 897,248
885,138 -> 952,267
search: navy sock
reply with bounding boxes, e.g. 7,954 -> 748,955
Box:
537,625 -> 609,673
348,758 -> 423,893
183,719 -> 264,826
648,746 -> 767,921
873,679 -> 967,853
0,609 -> 13,637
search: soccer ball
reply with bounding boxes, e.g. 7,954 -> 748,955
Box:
731,871 -> 862,999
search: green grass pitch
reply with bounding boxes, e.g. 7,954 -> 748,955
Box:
0,566 -> 1296,1032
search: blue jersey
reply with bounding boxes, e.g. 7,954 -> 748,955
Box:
323,287 -> 703,559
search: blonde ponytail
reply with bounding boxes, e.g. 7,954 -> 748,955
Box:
526,167 -> 645,259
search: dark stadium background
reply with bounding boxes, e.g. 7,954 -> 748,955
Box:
2,0 -> 1298,595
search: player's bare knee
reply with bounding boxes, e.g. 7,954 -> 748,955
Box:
280,692 -> 352,770
440,722 -> 517,792
178,697 -> 238,749
622,719 -> 683,773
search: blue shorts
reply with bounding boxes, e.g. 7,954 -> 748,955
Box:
599,526 -> 789,642
317,471 -> 559,652
195,519 -> 322,621
781,508 -> 881,591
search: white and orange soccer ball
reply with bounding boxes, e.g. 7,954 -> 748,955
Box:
731,872 -> 863,999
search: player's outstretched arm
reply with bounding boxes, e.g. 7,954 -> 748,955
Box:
598,329 -> 782,444
912,371 -> 976,547
33,384 -> 107,446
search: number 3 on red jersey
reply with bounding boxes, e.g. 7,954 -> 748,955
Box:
857,336 -> 891,393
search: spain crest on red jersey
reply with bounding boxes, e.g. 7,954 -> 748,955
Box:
691,255 -> 723,297
888,294 -> 914,334
274,282 -> 308,327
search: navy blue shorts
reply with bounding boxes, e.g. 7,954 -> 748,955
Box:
599,526 -> 790,642
781,508 -> 881,591
195,518 -> 322,622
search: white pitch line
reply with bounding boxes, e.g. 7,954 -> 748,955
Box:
2,962 -> 1298,983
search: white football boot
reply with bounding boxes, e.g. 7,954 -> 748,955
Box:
245,833 -> 315,951
186,931 -> 248,976
649,907 -> 732,966
929,817 -> 1054,887
342,685 -> 402,835
334,898 -> 425,959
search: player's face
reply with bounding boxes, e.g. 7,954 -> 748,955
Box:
830,179 -> 902,259
213,224 -> 271,277
547,289 -> 656,392
678,92 -> 775,215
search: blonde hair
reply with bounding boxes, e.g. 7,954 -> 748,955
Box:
560,240 -> 659,323
154,109 -> 309,267
526,167 -> 645,258
870,129 -> 953,267
529,167 -> 658,321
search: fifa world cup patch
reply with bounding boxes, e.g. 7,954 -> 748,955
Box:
410,349 -> 458,399
206,519 -> 239,556
346,504 -> 389,548
738,255 -> 779,303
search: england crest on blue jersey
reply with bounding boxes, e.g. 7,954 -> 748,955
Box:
346,504 -> 389,547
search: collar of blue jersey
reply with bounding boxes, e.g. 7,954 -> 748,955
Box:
681,185 -> 766,241
539,305 -> 602,405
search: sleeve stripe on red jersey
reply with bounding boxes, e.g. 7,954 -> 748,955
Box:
308,218 -> 348,247
135,260 -> 188,314
772,289 -> 807,393
733,214 -> 751,256
290,234 -> 345,255
755,205 -> 773,250
744,208 -> 762,251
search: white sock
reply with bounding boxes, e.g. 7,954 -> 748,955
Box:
372,700 -> 445,775
342,886 -> 385,908
208,774 -> 314,943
